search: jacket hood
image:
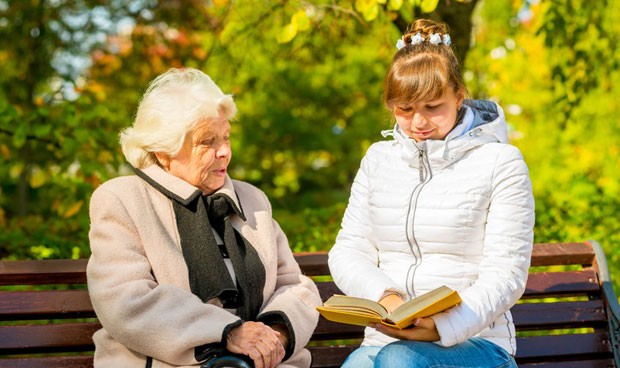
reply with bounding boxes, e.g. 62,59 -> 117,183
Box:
382,99 -> 508,169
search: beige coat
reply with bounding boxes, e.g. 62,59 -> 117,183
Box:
87,165 -> 321,368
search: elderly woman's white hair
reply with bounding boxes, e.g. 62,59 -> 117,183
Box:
120,68 -> 237,168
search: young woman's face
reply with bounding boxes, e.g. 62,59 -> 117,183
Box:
393,88 -> 464,142
160,116 -> 232,195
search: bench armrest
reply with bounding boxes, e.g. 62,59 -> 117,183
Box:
589,239 -> 620,367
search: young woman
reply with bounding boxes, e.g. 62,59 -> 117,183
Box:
328,19 -> 535,368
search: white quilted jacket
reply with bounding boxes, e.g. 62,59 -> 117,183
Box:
328,100 -> 535,355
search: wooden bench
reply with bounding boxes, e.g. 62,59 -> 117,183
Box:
1,241 -> 619,367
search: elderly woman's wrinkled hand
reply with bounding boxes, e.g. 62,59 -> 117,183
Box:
226,321 -> 285,368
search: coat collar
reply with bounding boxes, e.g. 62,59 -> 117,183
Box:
384,100 -> 508,169
135,165 -> 246,220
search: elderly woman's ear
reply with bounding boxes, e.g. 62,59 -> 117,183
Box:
154,152 -> 170,170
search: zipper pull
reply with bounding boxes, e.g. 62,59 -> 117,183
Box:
418,149 -> 425,182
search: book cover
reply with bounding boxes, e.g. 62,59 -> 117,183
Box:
316,285 -> 461,329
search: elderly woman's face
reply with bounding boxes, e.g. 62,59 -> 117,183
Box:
164,116 -> 231,195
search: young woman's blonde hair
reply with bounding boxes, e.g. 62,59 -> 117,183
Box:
120,68 -> 237,168
383,19 -> 469,109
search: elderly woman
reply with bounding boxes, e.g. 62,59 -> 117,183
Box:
87,68 -> 321,368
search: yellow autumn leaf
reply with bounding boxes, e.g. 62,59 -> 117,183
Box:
63,200 -> 84,218
276,23 -> 298,44
292,10 -> 310,32
29,167 -> 47,188
376,0 -> 387,4
1,144 -> 9,159
9,163 -> 23,179
420,0 -> 439,13
388,0 -> 403,11
356,0 -> 378,21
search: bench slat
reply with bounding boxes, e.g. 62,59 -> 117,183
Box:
0,290 -> 95,321
530,242 -> 595,267
306,345 -> 357,368
518,359 -> 616,368
515,331 -> 613,361
0,323 -> 100,354
0,356 -> 94,368
295,252 -> 329,276
512,300 -> 607,330
523,270 -> 600,297
0,259 -> 88,286
293,243 -> 598,278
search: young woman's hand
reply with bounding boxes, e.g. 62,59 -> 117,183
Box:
370,317 -> 440,342
226,321 -> 286,368
378,293 -> 405,313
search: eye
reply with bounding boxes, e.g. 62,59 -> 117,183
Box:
397,106 -> 413,112
199,138 -> 215,146
426,103 -> 441,110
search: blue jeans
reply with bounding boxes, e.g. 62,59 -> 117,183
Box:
341,337 -> 516,368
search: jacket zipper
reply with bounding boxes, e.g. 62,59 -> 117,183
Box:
406,148 -> 431,298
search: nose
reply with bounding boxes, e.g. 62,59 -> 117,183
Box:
411,111 -> 426,128
215,141 -> 231,158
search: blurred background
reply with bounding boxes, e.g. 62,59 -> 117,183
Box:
1,0 -> 619,293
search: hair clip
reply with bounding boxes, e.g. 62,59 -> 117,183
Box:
429,33 -> 442,45
395,32 -> 451,50
411,33 -> 424,45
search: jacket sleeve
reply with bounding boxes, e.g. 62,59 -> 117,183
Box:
328,149 -> 408,302
432,144 -> 535,347
87,183 -> 242,366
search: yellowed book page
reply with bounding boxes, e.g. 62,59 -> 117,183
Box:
388,286 -> 462,329
316,306 -> 384,327
322,294 -> 388,318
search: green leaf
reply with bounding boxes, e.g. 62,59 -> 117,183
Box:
33,123 -> 52,137
13,124 -> 26,148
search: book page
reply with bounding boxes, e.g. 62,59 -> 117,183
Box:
388,286 -> 461,328
322,294 -> 389,319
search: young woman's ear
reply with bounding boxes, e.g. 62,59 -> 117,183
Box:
456,89 -> 465,107
154,152 -> 170,170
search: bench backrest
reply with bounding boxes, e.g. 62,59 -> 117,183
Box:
1,241 -> 619,368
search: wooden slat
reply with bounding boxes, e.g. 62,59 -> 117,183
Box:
0,290 -> 95,320
530,242 -> 595,267
518,359 -> 617,368
515,331 -> 613,361
312,317 -> 364,340
512,300 -> 607,330
307,345 -> 357,368
295,252 -> 329,276
0,259 -> 88,286
0,323 -> 100,354
0,356 -> 93,368
523,270 -> 600,297
314,281 -> 342,301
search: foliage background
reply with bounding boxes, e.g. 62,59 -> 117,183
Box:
1,0 -> 619,294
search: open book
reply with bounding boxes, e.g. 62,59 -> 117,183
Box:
316,285 -> 461,330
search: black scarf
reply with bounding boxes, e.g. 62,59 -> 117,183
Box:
135,169 -> 266,321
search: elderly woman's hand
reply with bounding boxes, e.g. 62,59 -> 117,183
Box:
226,321 -> 286,368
